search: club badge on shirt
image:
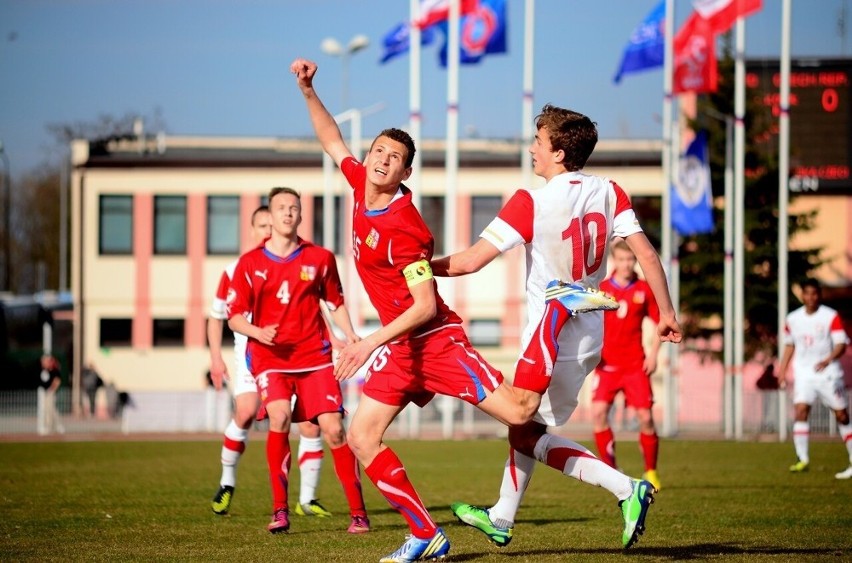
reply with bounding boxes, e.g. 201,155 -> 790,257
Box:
365,228 -> 380,250
633,291 -> 646,304
300,265 -> 316,281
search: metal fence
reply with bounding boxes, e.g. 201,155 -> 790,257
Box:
2,382 -> 847,441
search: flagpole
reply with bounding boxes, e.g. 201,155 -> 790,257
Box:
733,16 -> 746,441
777,0 -> 792,443
439,0 -> 461,439
444,0 -> 460,262
521,0 -> 534,189
410,0 -> 423,207
660,0 -> 676,438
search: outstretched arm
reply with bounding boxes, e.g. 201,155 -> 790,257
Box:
624,232 -> 682,343
290,58 -> 352,167
431,238 -> 502,277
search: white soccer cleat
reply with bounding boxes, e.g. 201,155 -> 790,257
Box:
835,466 -> 852,480
545,280 -> 618,315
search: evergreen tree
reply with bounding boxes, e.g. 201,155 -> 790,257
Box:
677,41 -> 823,360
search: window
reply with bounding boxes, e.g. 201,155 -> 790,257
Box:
420,196 -> 445,255
99,318 -> 133,347
153,318 -> 185,347
99,195 -> 133,254
312,195 -> 346,254
470,196 -> 503,246
468,319 -> 501,347
154,196 -> 187,254
207,196 -> 240,254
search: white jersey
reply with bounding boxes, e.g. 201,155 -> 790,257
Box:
210,259 -> 256,395
481,171 -> 642,361
784,304 -> 849,379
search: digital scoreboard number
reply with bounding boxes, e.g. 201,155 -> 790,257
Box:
747,58 -> 851,194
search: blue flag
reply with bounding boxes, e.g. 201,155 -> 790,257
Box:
379,21 -> 437,64
437,0 -> 507,66
672,131 -> 715,236
613,0 -> 665,83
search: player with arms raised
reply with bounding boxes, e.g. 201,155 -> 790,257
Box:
292,58 -> 638,562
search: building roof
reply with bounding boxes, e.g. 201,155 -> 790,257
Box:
73,134 -> 663,170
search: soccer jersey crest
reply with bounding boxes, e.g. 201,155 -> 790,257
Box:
632,291 -> 646,304
365,227 -> 380,250
300,265 -> 316,281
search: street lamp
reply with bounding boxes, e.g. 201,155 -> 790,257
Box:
0,140 -> 10,293
320,34 -> 370,111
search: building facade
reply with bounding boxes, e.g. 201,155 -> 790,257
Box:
69,133 -> 665,395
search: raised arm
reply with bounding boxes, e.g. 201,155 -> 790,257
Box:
290,58 -> 352,167
624,232 -> 683,344
431,238 -> 502,277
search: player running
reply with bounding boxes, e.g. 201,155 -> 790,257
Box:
432,104 -> 681,550
291,58 -> 657,562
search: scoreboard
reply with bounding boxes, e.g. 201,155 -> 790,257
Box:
746,58 -> 851,194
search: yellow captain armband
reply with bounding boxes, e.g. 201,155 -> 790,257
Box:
403,259 -> 434,287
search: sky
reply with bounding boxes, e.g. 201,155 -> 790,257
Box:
0,0 -> 850,177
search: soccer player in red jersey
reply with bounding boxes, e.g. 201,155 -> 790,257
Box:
226,187 -> 369,535
592,241 -> 663,491
208,205 -> 334,518
291,58 -> 658,561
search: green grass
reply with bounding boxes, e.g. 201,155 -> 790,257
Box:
1,438 -> 850,561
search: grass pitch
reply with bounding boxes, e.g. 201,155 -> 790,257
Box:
1,438 -> 850,561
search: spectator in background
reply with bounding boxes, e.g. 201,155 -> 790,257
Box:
39,354 -> 64,434
81,362 -> 103,418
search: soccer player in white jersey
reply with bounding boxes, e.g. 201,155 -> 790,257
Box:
778,278 -> 851,479
432,104 -> 682,549
208,205 -> 333,517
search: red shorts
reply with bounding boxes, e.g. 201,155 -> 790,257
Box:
592,365 -> 654,409
363,325 -> 504,408
255,365 -> 344,423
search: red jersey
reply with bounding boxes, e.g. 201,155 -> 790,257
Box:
340,157 -> 462,338
226,239 -> 344,377
599,276 -> 659,370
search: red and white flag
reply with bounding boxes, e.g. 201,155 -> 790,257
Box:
692,0 -> 763,35
673,12 -> 718,94
415,0 -> 479,29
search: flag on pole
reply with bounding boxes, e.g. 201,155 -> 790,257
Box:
613,0 -> 665,84
672,131 -> 714,235
380,21 -> 437,64
415,0 -> 480,29
437,0 -> 506,66
673,12 -> 718,94
692,0 -> 763,35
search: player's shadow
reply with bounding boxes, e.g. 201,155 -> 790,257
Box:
447,543 -> 848,561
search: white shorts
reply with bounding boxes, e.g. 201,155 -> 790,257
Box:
231,360 -> 259,397
793,371 -> 848,411
532,352 -> 601,427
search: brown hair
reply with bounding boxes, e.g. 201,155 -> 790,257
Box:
268,187 -> 301,203
372,128 -> 416,168
535,104 -> 598,171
